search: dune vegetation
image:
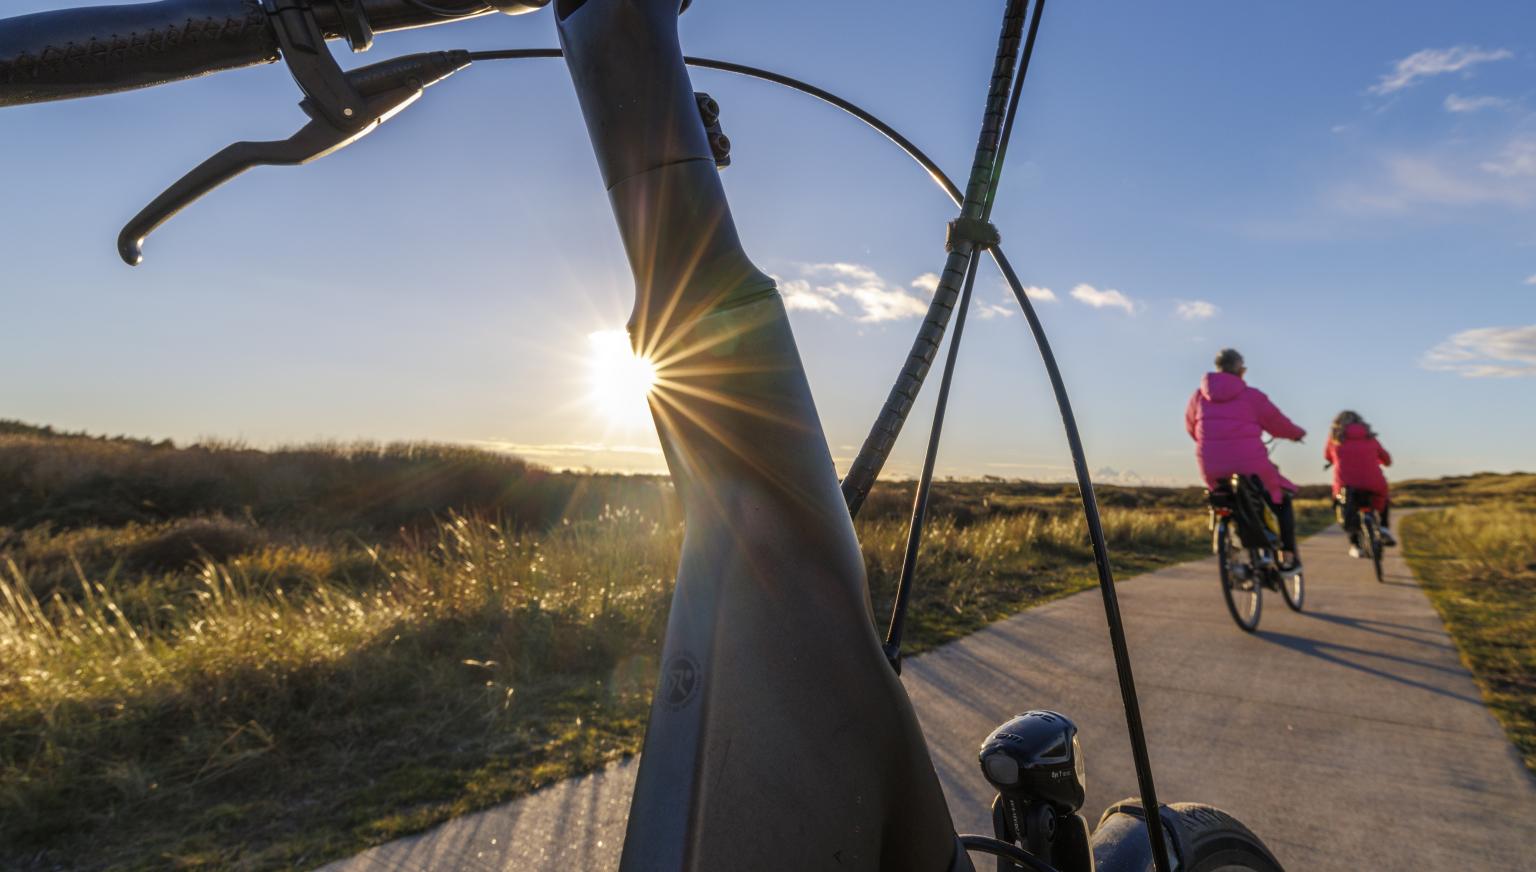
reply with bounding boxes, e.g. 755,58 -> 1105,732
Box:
1391,471 -> 1536,507
0,420 -> 1504,869
1402,505 -> 1536,774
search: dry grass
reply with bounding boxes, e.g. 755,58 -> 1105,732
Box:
0,421 -> 676,535
1402,505 -> 1536,773
0,420 -> 1513,869
0,499 -> 1229,870
860,507 -> 1217,651
1393,472 -> 1536,507
2,509 -> 678,869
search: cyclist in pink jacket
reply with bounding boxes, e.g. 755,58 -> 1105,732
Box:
1186,348 -> 1308,570
1325,410 -> 1395,555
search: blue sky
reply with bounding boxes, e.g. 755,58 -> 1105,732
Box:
2,0 -> 1533,485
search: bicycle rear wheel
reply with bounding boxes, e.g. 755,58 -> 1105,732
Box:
1093,801 -> 1284,872
1366,515 -> 1384,583
1217,520 -> 1261,632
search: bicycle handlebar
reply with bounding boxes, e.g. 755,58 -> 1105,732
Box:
0,0 -> 521,108
0,0 -> 277,106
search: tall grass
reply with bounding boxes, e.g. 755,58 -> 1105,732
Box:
860,506 -> 1212,654
0,423 -> 676,534
4,419 -> 1509,868
1,509 -> 679,870
1403,505 -> 1536,773
2,509 -> 674,719
0,499 -> 1229,869
1393,472 -> 1536,507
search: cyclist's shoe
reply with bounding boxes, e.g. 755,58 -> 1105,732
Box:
1279,556 -> 1302,575
1348,546 -> 1361,559
1380,527 -> 1397,547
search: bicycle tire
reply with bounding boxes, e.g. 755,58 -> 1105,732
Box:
1093,801 -> 1284,872
1175,804 -> 1284,872
1216,519 -> 1261,632
1367,515 -> 1384,583
1280,567 -> 1304,612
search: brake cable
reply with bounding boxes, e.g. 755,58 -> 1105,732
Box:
881,247 -> 981,671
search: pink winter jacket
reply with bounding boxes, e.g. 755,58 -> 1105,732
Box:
1184,371 -> 1306,502
1325,422 -> 1391,500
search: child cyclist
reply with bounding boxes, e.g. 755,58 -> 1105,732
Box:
1324,411 -> 1395,556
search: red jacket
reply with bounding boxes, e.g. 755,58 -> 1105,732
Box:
1324,423 -> 1391,498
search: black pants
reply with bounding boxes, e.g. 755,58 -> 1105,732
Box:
1270,494 -> 1297,554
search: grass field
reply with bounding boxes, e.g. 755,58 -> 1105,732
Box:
1392,471 -> 1536,508
1402,505 -> 1536,774
0,420 -> 1508,869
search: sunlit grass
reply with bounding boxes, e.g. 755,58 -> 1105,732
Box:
0,419 -> 1483,869
1,508 -> 678,870
0,498 -> 1247,870
1403,505 -> 1536,773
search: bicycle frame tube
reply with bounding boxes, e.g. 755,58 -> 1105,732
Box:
555,1 -> 964,869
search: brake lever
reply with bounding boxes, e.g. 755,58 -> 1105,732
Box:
118,49 -> 471,266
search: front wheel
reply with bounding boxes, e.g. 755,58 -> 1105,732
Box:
1175,803 -> 1284,871
1280,567 -> 1304,612
1216,520 -> 1261,632
1093,801 -> 1284,872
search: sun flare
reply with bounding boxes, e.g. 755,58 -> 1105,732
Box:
587,330 -> 657,429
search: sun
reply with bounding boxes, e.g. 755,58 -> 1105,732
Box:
587,330 -> 657,429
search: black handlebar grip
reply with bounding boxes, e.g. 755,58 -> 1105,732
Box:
0,0 -> 279,108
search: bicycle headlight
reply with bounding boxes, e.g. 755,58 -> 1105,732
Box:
978,710 -> 1086,814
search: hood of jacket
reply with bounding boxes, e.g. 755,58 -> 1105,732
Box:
1200,371 -> 1246,403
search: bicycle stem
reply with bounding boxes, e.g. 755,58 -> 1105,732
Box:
555,1 -> 964,868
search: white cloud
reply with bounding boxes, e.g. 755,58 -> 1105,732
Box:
910,272 -> 941,295
1368,46 -> 1513,96
1422,325 -> 1536,378
1070,283 -> 1137,314
1444,94 -> 1509,113
975,300 -> 1015,320
1525,274 -> 1536,285
815,262 -> 881,282
1022,285 -> 1057,302
1481,137 -> 1536,178
1334,151 -> 1536,212
1175,300 -> 1218,320
775,263 -> 930,322
779,278 -> 843,314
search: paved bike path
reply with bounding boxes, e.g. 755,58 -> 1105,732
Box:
322,524 -> 1536,871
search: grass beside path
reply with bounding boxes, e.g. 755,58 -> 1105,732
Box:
0,421 -> 1346,871
1402,506 -> 1536,774
0,500 -> 1317,871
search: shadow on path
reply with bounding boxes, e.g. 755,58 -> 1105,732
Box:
1256,630 -> 1481,705
1301,611 -> 1454,651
